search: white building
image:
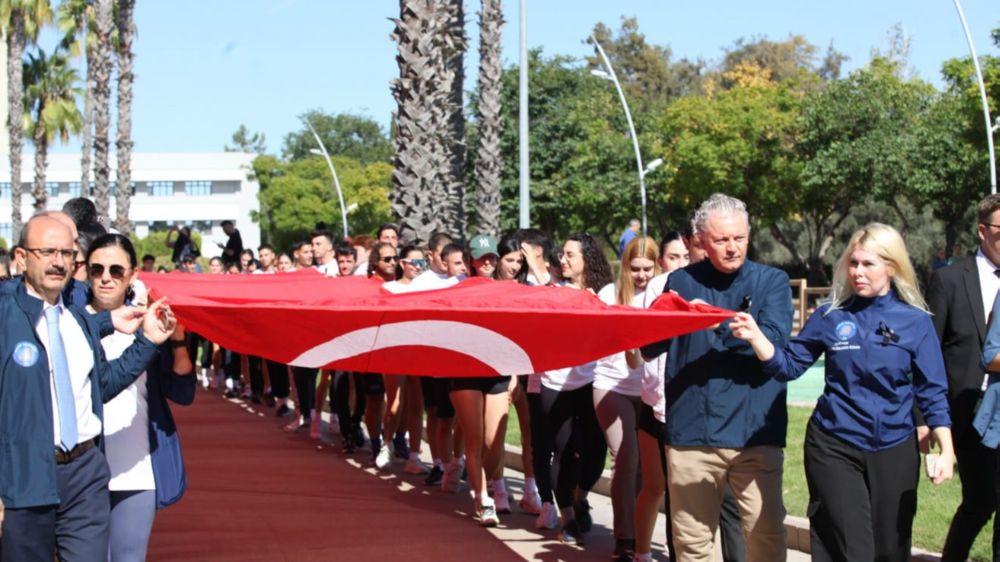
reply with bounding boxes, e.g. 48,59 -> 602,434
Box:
0,152 -> 261,255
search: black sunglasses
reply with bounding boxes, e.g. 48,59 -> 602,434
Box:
88,263 -> 129,279
380,255 -> 398,263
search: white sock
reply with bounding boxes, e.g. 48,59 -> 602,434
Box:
525,477 -> 538,494
632,552 -> 652,562
480,491 -> 493,506
493,478 -> 507,495
225,378 -> 234,391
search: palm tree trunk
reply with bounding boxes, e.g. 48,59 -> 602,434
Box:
80,11 -> 93,199
7,15 -> 24,239
474,0 -> 503,237
441,0 -> 466,238
90,0 -> 113,222
31,103 -> 48,211
113,0 -> 135,234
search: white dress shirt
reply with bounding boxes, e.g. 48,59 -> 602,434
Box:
29,291 -> 100,447
977,248 -> 1000,322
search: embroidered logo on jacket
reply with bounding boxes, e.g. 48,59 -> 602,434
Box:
13,341 -> 40,367
835,321 -> 857,341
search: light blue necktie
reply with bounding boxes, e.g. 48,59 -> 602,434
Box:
44,306 -> 78,451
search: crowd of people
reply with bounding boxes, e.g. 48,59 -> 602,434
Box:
5,190 -> 1000,562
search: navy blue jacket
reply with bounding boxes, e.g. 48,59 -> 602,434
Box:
765,291 -> 951,451
643,259 -> 793,448
144,342 -> 195,509
0,277 -> 160,508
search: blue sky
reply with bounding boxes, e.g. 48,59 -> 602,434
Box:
43,0 -> 998,155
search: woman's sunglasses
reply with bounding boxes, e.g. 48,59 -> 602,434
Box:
88,263 -> 128,279
402,258 -> 428,269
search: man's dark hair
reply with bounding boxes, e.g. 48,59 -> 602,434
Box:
377,223 -> 400,239
142,254 -> 156,263
258,243 -> 275,253
77,222 -> 108,256
978,194 -> 1000,225
221,220 -> 234,228
516,228 -> 552,264
62,197 -> 98,227
291,240 -> 310,254
310,229 -> 335,245
440,242 -> 465,261
428,232 -> 453,253
240,248 -> 255,259
335,244 -> 357,259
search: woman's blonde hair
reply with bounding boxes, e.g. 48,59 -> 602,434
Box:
617,236 -> 661,305
828,222 -> 927,312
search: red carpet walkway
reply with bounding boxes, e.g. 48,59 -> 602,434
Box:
147,389 -> 520,561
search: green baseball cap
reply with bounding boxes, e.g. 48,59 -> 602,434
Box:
469,234 -> 499,259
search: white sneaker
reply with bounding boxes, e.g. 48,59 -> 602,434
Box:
534,501 -> 559,530
375,445 -> 392,471
441,458 -> 464,493
404,457 -> 429,475
519,491 -> 543,514
479,502 -> 499,527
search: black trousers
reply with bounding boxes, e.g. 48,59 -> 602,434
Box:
805,419 -> 919,562
539,384 -> 607,509
332,371 -> 366,437
292,367 -> 318,420
941,393 -> 998,562
266,360 -> 290,400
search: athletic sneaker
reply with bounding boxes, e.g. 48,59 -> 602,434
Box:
534,502 -> 559,530
574,499 -> 593,533
558,519 -> 585,546
519,491 -> 543,515
424,465 -> 444,486
275,404 -> 291,418
479,503 -> 499,527
493,490 -> 511,514
441,458 -> 464,493
375,445 -> 392,471
404,457 -> 429,475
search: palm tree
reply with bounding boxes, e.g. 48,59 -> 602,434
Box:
390,0 -> 447,244
56,0 -> 95,200
23,48 -> 82,211
90,0 -> 112,221
441,0 -> 466,239
0,0 -> 52,238
113,0 -> 136,233
474,0 -> 503,237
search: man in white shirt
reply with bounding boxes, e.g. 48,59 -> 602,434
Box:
311,230 -> 339,276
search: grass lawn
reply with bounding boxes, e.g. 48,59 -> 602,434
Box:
506,404 -> 994,560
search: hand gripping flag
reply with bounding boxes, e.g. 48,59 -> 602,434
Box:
141,271 -> 734,377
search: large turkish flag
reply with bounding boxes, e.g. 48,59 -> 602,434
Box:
140,271 -> 734,377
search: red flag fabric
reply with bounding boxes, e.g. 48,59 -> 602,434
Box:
140,272 -> 734,377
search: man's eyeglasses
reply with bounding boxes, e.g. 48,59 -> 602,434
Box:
402,258 -> 428,269
380,255 -> 398,264
984,222 -> 1000,230
88,263 -> 129,279
24,247 -> 77,260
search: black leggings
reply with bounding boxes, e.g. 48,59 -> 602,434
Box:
292,367 -> 318,421
538,384 -> 607,509
266,360 -> 290,400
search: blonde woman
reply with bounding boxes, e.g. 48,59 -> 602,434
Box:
593,236 -> 660,561
730,223 -> 954,562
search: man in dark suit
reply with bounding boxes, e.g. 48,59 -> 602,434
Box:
927,193 -> 1000,561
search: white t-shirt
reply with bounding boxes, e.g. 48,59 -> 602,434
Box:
383,280 -> 416,294
315,260 -> 339,276
641,272 -> 671,422
540,283 -> 596,392
592,283 -> 644,396
408,269 -> 458,291
101,330 -> 155,491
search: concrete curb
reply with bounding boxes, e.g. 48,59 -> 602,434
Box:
500,442 -> 942,561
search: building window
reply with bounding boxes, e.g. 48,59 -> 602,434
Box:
149,181 -> 173,197
45,182 -> 59,197
0,183 -> 9,199
69,182 -> 81,197
185,181 -> 212,196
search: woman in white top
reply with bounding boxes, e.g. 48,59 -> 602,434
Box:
87,234 -> 195,562
593,236 -> 660,561
539,233 -> 613,545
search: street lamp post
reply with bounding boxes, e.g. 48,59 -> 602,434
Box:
591,36 -> 656,237
305,120 -> 350,239
952,0 -> 997,194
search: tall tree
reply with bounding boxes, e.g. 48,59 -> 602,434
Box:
1,0 -> 51,238
225,124 -> 267,153
113,0 -> 135,233
390,0 -> 447,244
282,110 -> 389,163
56,0 -> 94,198
473,0 -> 503,237
440,0 -> 466,237
23,48 -> 82,210
90,0 -> 113,221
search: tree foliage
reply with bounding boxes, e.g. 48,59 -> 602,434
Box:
282,110 -> 391,164
225,124 -> 266,153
